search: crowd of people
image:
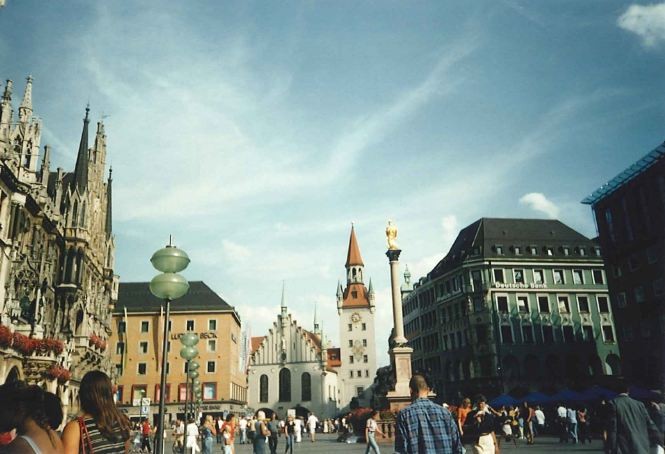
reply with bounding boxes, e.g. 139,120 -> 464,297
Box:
1,369 -> 664,454
395,376 -> 665,453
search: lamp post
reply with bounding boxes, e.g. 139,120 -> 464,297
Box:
180,332 -> 199,420
187,360 -> 200,419
150,240 -> 190,454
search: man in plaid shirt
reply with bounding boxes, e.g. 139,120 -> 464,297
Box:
395,374 -> 463,454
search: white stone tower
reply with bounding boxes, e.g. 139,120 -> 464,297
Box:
337,225 -> 377,406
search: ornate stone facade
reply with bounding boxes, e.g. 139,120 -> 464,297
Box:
0,76 -> 116,418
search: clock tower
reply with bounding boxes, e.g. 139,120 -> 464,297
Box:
337,225 -> 377,406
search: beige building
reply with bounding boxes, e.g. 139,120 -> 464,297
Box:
110,281 -> 247,422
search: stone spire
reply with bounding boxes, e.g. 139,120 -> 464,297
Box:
280,280 -> 287,317
313,303 -> 320,335
0,80 -> 12,127
404,265 -> 411,285
72,105 -> 90,192
18,76 -> 32,122
105,167 -> 113,236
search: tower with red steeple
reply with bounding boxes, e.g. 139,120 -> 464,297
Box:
337,224 -> 377,406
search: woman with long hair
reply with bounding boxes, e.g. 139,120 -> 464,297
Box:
62,370 -> 131,453
0,382 -> 64,453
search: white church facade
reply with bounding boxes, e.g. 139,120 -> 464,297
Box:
247,226 -> 378,416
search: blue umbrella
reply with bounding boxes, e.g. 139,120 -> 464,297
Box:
523,391 -> 552,405
582,386 -> 617,401
551,389 -> 585,403
489,394 -> 520,408
629,386 -> 659,400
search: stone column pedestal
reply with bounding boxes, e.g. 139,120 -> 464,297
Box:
386,345 -> 414,412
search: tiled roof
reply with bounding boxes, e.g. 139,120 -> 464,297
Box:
428,218 -> 599,280
327,347 -> 341,367
114,281 -> 234,314
303,330 -> 322,351
250,336 -> 266,354
342,283 -> 370,308
345,225 -> 364,267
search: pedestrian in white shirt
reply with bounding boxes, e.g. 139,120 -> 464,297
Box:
238,417 -> 248,444
307,413 -> 319,442
534,406 -> 545,435
186,418 -> 200,454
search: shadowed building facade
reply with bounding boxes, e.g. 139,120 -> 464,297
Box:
583,143 -> 665,392
402,218 -> 620,400
0,77 -> 116,418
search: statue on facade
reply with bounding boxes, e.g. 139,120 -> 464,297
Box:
386,220 -> 399,250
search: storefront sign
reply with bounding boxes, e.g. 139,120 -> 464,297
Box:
170,331 -> 218,340
492,282 -> 548,289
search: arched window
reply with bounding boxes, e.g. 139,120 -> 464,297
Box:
72,201 -> 78,228
301,372 -> 311,401
259,375 -> 269,403
279,368 -> 291,402
79,202 -> 86,228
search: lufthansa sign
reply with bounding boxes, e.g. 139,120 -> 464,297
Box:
170,331 -> 218,340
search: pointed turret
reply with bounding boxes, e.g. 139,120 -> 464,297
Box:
368,278 -> 376,312
345,224 -> 364,267
40,145 -> 50,185
313,303 -> 320,335
280,280 -> 287,317
105,167 -> 113,236
18,76 -> 32,123
0,80 -> 12,129
404,265 -> 411,285
72,105 -> 90,193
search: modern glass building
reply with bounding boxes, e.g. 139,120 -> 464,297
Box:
582,142 -> 665,393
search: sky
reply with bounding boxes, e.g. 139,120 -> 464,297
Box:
1,1 -> 664,368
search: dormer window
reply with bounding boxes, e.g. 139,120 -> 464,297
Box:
579,247 -> 586,256
496,246 -> 504,255
514,247 -> 521,256
594,247 -> 601,257
563,247 -> 570,256
530,246 -> 537,255
546,247 -> 554,256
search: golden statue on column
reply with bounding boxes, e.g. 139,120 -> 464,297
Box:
386,220 -> 399,250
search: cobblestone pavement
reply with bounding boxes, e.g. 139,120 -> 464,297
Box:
168,434 -> 605,453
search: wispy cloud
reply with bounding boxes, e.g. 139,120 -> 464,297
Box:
519,192 -> 560,218
618,3 -> 665,47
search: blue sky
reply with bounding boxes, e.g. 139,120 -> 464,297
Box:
1,1 -> 664,367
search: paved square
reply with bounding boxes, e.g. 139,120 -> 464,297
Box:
177,434 -> 605,453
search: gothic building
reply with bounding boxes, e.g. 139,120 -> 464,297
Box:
247,287 -> 339,418
0,76 -> 116,418
247,225 -> 379,416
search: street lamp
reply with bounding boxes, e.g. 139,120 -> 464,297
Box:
180,343 -> 198,420
150,240 -> 190,454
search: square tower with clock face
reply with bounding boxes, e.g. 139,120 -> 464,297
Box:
336,225 -> 377,407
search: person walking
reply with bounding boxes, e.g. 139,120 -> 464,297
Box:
306,413 -> 318,442
201,415 -> 216,454
174,419 -> 185,453
364,410 -> 383,454
61,370 -> 131,454
0,382 -> 64,454
252,411 -> 271,454
394,374 -> 463,454
523,402 -> 534,445
556,403 -> 568,443
186,418 -> 200,454
567,406 -> 578,444
457,398 -> 472,443
577,407 -> 592,444
267,414 -> 280,454
607,382 -> 663,453
283,415 -> 296,454
534,406 -> 545,436
216,417 -> 224,444
469,394 -> 498,454
239,416 -> 248,444
222,413 -> 236,454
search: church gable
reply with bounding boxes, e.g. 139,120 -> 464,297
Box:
250,313 -> 323,366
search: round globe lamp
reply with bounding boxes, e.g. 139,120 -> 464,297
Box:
179,332 -> 199,347
149,240 -> 190,454
180,346 -> 197,361
189,361 -> 200,371
188,370 -> 199,379
150,245 -> 190,273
